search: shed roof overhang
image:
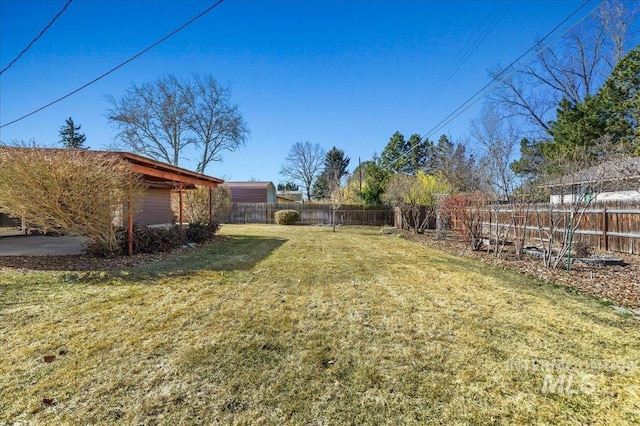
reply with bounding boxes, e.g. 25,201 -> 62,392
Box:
117,152 -> 224,188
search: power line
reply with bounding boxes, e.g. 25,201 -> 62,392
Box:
392,0 -> 599,166
422,0 -> 597,141
0,0 -> 226,129
417,1 -> 510,114
0,0 -> 74,76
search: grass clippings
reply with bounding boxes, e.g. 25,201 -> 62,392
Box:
1,225 -> 639,425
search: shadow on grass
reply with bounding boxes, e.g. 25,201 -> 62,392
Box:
129,235 -> 287,275
0,235 -> 287,284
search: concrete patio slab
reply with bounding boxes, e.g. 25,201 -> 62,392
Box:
0,235 -> 88,256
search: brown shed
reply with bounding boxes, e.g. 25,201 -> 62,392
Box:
224,181 -> 277,203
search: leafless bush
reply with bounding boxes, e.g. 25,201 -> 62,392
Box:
173,185 -> 231,225
0,145 -> 144,254
572,241 -> 593,258
439,193 -> 489,250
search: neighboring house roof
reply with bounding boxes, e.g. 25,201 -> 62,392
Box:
540,157 -> 640,188
277,194 -> 296,203
224,181 -> 275,188
277,190 -> 304,202
224,181 -> 276,203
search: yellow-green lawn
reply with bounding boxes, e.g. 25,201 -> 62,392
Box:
1,225 -> 638,425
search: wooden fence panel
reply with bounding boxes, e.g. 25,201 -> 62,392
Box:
225,203 -> 394,226
469,201 -> 640,255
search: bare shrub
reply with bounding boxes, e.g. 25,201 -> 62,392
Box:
572,241 -> 593,258
439,193 -> 489,250
174,185 -> 231,225
117,224 -> 182,254
0,145 -> 144,254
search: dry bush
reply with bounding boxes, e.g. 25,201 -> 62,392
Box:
0,146 -> 144,254
174,185 -> 231,225
275,209 -> 300,225
439,193 -> 489,250
572,241 -> 593,258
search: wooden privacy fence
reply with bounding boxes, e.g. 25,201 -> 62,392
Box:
225,203 -> 394,226
471,201 -> 640,255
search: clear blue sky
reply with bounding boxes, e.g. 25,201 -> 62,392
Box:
0,0 -> 618,183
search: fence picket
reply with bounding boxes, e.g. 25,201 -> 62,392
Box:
466,201 -> 640,255
225,203 -> 394,227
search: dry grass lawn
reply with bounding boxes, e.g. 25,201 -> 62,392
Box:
1,224 -> 639,425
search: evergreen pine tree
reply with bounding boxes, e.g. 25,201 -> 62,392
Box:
59,117 -> 87,149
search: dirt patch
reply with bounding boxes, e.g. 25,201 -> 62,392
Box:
403,230 -> 640,309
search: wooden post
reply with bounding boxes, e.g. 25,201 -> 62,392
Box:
178,181 -> 184,240
127,192 -> 134,256
602,208 -> 608,251
209,186 -> 213,225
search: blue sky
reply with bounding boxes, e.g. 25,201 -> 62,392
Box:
0,0 -> 619,183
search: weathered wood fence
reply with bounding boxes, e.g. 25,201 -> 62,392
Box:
473,201 -> 640,255
226,203 -> 394,226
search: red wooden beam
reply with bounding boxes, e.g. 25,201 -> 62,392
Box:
128,191 -> 134,256
128,163 -> 220,187
179,181 -> 184,240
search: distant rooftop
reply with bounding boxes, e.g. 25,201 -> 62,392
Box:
540,157 -> 640,188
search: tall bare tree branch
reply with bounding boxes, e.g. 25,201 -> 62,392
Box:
280,141 -> 325,201
489,0 -> 637,139
107,74 -> 248,173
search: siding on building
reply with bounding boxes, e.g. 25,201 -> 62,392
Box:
133,187 -> 175,226
277,191 -> 304,203
225,182 -> 277,203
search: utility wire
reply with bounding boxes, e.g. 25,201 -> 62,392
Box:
0,0 -> 226,129
392,0 -> 598,167
418,1 -> 510,114
421,0 -> 597,141
0,0 -> 74,76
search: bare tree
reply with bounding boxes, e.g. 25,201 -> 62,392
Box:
599,0 -> 639,66
106,75 -> 190,166
326,169 -> 345,232
106,74 -> 248,173
183,75 -> 249,173
489,0 -> 637,140
472,105 -> 518,201
0,144 -> 144,254
471,105 -> 523,256
280,141 -> 325,201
